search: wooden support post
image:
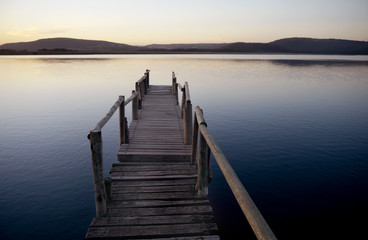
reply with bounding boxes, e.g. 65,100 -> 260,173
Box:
119,96 -> 126,145
143,75 -> 147,94
136,83 -> 142,109
207,147 -> 212,183
124,117 -> 129,143
132,90 -> 138,120
172,75 -> 177,94
184,101 -> 192,145
196,131 -> 209,196
191,107 -> 206,165
89,130 -> 107,217
191,113 -> 199,165
180,89 -> 185,119
105,177 -> 112,201
146,69 -> 150,87
174,83 -> 179,105
140,82 -> 144,100
140,81 -> 144,96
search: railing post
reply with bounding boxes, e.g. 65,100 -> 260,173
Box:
146,69 -> 150,87
196,131 -> 209,196
119,96 -> 127,145
136,82 -> 142,109
174,83 -> 179,105
180,88 -> 185,118
172,73 -> 176,94
89,130 -> 107,217
105,177 -> 112,201
143,74 -> 147,94
191,113 -> 199,165
140,82 -> 145,101
124,117 -> 129,143
132,90 -> 138,120
184,100 -> 192,145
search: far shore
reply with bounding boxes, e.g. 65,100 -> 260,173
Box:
1,50 -> 368,56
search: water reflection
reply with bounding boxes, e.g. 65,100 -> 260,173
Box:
36,57 -> 113,62
0,54 -> 367,240
270,59 -> 368,67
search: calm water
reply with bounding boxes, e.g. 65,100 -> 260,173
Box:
0,54 -> 367,239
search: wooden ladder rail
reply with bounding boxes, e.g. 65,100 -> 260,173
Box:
87,70 -> 149,217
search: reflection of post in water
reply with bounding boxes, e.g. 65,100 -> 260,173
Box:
270,59 -> 368,67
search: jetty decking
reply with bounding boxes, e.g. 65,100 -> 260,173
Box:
117,85 -> 191,162
86,71 -> 277,240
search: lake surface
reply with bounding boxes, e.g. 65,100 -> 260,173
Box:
0,54 -> 367,239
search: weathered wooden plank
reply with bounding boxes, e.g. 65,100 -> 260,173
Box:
111,174 -> 197,181
138,236 -> 220,240
122,141 -> 186,145
118,154 -> 190,162
107,199 -> 210,208
119,150 -> 190,155
112,192 -> 203,201
91,214 -> 215,227
119,146 -> 192,152
111,164 -> 195,172
86,223 -> 218,239
110,169 -> 196,177
110,178 -> 196,187
111,166 -> 195,173
126,140 -> 185,144
107,205 -> 214,217
112,161 -> 190,166
112,185 -> 194,194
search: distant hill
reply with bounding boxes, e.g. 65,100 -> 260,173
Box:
0,38 -> 140,53
1,37 -> 367,54
146,43 -> 227,50
216,42 -> 284,53
271,38 -> 368,54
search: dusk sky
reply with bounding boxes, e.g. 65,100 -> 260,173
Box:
1,0 -> 367,45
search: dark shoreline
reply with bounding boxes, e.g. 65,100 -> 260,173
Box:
1,50 -> 368,56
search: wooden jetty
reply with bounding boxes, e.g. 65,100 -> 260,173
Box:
86,71 -> 277,240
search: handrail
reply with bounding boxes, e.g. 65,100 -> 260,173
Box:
136,75 -> 146,84
192,106 -> 277,240
135,69 -> 150,107
92,96 -> 124,132
124,91 -> 139,107
90,91 -> 139,133
88,70 -> 148,217
137,69 -> 150,83
184,82 -> 191,103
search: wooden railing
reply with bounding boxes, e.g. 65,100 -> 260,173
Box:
87,70 -> 149,217
191,106 -> 277,240
88,70 -> 276,239
136,70 -> 150,109
172,72 -> 192,145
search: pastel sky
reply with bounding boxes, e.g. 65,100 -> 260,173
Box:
0,0 -> 367,45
